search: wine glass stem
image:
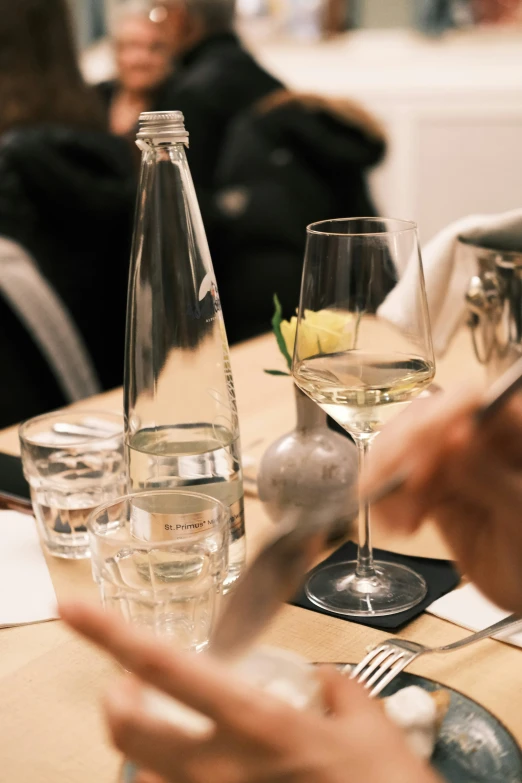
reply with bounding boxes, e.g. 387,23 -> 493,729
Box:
353,435 -> 377,579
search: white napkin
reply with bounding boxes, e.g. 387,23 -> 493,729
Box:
0,511 -> 58,628
427,583 -> 522,649
379,208 -> 522,357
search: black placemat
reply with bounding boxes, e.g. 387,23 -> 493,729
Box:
291,541 -> 460,630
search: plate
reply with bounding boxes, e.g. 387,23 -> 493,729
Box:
324,666 -> 522,783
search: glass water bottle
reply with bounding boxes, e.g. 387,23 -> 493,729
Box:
124,111 -> 246,590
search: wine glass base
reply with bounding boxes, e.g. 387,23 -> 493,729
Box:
305,561 -> 427,617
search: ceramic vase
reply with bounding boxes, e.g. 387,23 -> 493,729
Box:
258,385 -> 358,541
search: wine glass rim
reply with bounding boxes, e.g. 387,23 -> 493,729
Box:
307,217 -> 418,237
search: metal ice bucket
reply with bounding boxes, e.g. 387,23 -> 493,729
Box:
463,237 -> 522,381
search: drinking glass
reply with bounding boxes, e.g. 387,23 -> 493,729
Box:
88,489 -> 229,652
293,218 -> 435,616
19,411 -> 125,559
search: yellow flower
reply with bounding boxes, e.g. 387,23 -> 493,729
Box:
280,316 -> 298,359
281,310 -> 354,360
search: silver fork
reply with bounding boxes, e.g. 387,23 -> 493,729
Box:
350,613 -> 522,698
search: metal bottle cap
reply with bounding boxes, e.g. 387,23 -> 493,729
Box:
137,111 -> 189,145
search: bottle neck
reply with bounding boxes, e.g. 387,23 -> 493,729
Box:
294,385 -> 326,432
137,139 -> 189,156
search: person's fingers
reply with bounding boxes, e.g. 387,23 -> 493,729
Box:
134,769 -> 169,783
431,470 -> 522,614
431,496 -> 522,613
316,666 -> 347,715
360,398 -> 434,491
369,481 -> 433,534
481,394 -> 522,465
60,602 -> 191,693
316,667 -> 431,782
369,404 -> 482,533
449,445 -> 522,520
363,385 -> 481,495
373,396 -> 522,534
61,601 -> 281,727
105,679 -> 196,781
317,666 -> 382,718
368,442 -> 455,534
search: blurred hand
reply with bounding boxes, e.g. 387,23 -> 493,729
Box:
364,386 -> 522,613
60,602 -> 441,783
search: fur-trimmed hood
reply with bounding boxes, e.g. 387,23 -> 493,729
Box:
249,89 -> 387,172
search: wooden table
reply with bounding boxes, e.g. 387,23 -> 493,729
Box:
1,329 -> 521,782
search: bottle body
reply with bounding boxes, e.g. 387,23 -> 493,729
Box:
127,423 -> 245,587
125,112 -> 246,590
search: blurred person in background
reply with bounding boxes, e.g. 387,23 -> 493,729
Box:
418,0 -> 522,31
99,2 -> 173,138
418,0 -> 474,33
213,91 -> 387,341
0,0 -> 135,428
154,0 -> 282,198
146,0 -> 386,342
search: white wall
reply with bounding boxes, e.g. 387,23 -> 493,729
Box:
252,29 -> 522,241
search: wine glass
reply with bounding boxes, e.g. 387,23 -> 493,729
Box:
292,218 -> 435,617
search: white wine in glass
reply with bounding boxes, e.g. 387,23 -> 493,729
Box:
296,351 -> 434,436
293,218 -> 435,617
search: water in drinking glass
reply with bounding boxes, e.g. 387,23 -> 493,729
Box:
20,411 -> 125,559
31,455 -> 126,558
88,490 -> 229,652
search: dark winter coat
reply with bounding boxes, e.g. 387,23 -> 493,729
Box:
0,126 -> 135,426
212,91 -> 388,341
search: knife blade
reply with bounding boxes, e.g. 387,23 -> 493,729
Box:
211,508 -> 332,660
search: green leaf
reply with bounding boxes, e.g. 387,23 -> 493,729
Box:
272,294 -> 292,371
264,369 -> 291,376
